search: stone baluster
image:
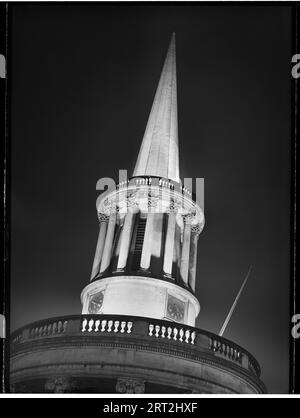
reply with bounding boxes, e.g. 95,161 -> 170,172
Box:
120,321 -> 126,333
88,319 -> 94,332
127,322 -> 133,333
149,324 -> 154,336
167,327 -> 172,339
95,320 -> 100,332
179,328 -> 184,342
155,325 -> 160,337
173,328 -> 178,340
107,320 -> 113,332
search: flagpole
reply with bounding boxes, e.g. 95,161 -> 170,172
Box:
218,265 -> 252,337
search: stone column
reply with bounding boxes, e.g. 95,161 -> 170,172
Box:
163,207 -> 177,276
180,215 -> 192,285
117,209 -> 136,270
174,222 -> 181,266
100,211 -> 117,273
188,226 -> 200,292
152,213 -> 163,258
140,197 -> 158,270
90,214 -> 108,280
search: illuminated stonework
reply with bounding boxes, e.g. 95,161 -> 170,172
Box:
10,33 -> 266,394
166,294 -> 186,323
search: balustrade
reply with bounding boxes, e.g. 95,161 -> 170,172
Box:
81,317 -> 133,334
29,320 -> 68,339
11,314 -> 260,378
210,337 -> 242,363
148,323 -> 196,344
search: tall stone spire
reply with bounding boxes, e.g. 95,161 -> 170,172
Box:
83,33 -> 204,329
133,33 -> 180,183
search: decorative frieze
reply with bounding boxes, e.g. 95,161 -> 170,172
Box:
97,182 -> 204,233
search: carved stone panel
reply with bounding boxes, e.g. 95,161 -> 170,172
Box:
165,294 -> 186,323
88,290 -> 105,314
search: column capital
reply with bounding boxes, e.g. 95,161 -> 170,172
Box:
148,196 -> 159,208
191,223 -> 201,236
182,213 -> 194,225
109,203 -> 120,215
168,199 -> 178,214
147,195 -> 160,214
102,197 -> 120,216
98,213 -> 109,223
44,376 -> 75,393
127,196 -> 139,211
115,378 -> 145,394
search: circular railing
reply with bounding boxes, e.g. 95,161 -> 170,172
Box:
11,314 -> 261,378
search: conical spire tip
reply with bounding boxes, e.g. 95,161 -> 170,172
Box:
133,34 -> 179,182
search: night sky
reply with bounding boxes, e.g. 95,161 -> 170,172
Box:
10,4 -> 292,393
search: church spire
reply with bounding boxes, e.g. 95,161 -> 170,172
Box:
133,33 -> 180,183
84,33 -> 204,329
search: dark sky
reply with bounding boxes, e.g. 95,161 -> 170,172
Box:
10,4 -> 292,393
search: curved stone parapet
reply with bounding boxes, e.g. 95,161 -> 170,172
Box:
10,314 -> 266,394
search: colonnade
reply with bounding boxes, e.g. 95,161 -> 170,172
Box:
90,207 -> 199,292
